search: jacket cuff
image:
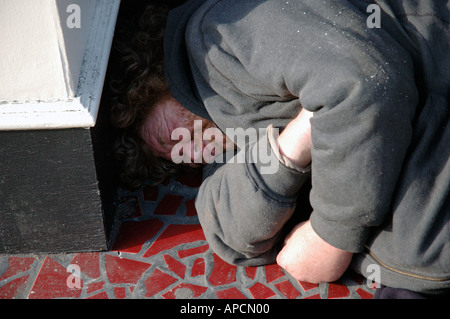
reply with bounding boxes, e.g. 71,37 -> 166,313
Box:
267,125 -> 311,173
247,125 -> 310,198
310,212 -> 369,253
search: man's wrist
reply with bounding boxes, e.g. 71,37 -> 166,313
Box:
277,109 -> 313,169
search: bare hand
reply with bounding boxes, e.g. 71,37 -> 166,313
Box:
276,220 -> 353,283
277,108 -> 313,169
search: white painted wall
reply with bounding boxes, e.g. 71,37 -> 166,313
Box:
0,0 -> 120,130
0,0 -> 68,100
54,0 -> 96,99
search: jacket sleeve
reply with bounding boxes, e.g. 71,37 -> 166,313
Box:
243,0 -> 420,253
195,128 -> 310,265
306,61 -> 418,253
271,5 -> 420,253
188,0 -> 420,254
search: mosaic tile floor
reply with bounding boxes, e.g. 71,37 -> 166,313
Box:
0,172 -> 375,299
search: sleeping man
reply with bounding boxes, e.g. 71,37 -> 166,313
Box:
111,0 -> 449,298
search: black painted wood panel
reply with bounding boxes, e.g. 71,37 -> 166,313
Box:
0,128 -> 107,254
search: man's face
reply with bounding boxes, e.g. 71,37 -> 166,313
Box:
140,97 -> 231,166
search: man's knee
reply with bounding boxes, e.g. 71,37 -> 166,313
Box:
207,232 -> 282,266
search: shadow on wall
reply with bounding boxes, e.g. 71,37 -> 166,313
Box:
94,0 -> 188,245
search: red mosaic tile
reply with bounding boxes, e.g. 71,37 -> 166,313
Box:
185,198 -> 198,217
143,224 -> 206,257
104,255 -> 151,285
246,267 -> 257,280
114,287 -> 127,299
191,258 -> 205,277
87,291 -> 109,299
3,157 -> 372,300
176,171 -> 203,188
112,219 -> 164,254
208,253 -> 237,287
154,194 -> 184,215
28,257 -> 82,299
248,282 -> 276,299
298,280 -> 319,292
143,184 -> 159,201
356,288 -> 374,299
0,276 -> 29,299
161,177 -> 171,186
162,283 -> 208,299
144,268 -> 178,297
177,244 -> 209,259
0,257 -> 35,281
264,263 -> 285,284
71,253 -> 101,279
304,293 -> 321,299
274,280 -> 300,299
216,287 -> 247,299
163,254 -> 186,279
86,281 -> 105,295
327,282 -> 351,299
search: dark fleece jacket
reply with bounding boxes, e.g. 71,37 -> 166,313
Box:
164,0 -> 450,294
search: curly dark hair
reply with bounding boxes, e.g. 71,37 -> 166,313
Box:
110,4 -> 197,190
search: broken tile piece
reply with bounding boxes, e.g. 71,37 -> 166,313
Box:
114,287 -> 127,299
264,263 -> 285,284
245,267 -> 257,280
176,171 -> 203,188
86,281 -> 105,295
0,276 -> 30,299
144,268 -> 177,298
104,254 -> 151,285
0,257 -> 35,281
191,258 -> 206,277
71,252 -> 101,279
162,283 -> 207,299
298,280 -> 319,292
216,287 -> 247,299
87,291 -> 109,299
163,255 -> 186,279
28,257 -> 82,299
177,244 -> 209,258
154,194 -> 184,215
208,253 -> 237,287
184,198 -> 198,217
304,293 -> 321,299
356,288 -> 374,299
143,224 -> 206,257
327,282 -> 351,299
274,280 -> 300,299
248,282 -> 276,299
112,219 -> 164,254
